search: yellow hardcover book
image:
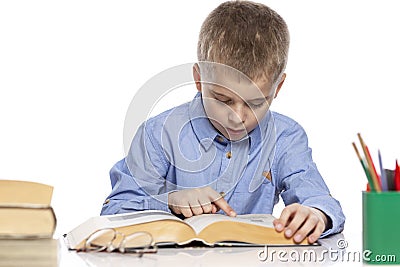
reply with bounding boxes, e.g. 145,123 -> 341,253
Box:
0,180 -> 56,238
0,238 -> 58,267
65,210 -> 311,250
0,180 -> 53,205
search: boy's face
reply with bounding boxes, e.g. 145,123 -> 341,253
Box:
193,64 -> 285,141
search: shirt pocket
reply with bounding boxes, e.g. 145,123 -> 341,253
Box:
229,178 -> 275,214
232,171 -> 274,198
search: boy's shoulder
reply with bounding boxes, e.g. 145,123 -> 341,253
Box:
270,111 -> 305,136
271,111 -> 299,127
143,101 -> 191,132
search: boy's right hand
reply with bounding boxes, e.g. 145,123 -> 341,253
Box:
168,186 -> 237,218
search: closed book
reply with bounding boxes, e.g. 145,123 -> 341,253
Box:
0,238 -> 58,267
0,180 -> 56,238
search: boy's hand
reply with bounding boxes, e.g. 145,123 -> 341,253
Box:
273,203 -> 329,244
168,187 -> 237,218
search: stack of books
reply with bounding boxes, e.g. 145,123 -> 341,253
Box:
0,180 -> 58,267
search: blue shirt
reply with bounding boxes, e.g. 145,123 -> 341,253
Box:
101,93 -> 345,237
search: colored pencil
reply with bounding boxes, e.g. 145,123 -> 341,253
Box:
378,150 -> 388,191
357,133 -> 382,192
365,145 -> 382,191
352,142 -> 375,192
395,160 -> 400,191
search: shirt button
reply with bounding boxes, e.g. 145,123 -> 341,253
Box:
216,136 -> 224,143
103,199 -> 110,205
226,151 -> 232,159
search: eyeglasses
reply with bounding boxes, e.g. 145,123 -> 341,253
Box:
78,228 -> 158,256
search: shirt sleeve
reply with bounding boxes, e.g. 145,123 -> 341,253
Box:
275,122 -> 345,238
100,122 -> 173,215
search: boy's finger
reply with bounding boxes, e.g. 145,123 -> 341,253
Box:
213,197 -> 237,217
180,207 -> 193,218
292,215 -> 320,243
191,205 -> 204,216
274,204 -> 299,232
170,206 -> 181,215
211,204 -> 218,213
273,219 -> 284,232
202,187 -> 236,216
200,202 -> 213,214
284,208 -> 309,238
307,221 -> 324,243
188,198 -> 203,215
175,201 -> 194,218
197,195 -> 214,214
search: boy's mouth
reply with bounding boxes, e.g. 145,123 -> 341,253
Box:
226,127 -> 247,137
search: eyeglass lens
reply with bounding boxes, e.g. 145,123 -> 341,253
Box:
84,229 -> 157,255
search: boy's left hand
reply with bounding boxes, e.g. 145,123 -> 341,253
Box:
273,203 -> 330,244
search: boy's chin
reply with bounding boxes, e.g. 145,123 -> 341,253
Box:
212,124 -> 249,141
228,136 -> 247,141
224,132 -> 249,141
224,128 -> 248,141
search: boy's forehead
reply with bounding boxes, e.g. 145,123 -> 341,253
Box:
205,69 -> 274,99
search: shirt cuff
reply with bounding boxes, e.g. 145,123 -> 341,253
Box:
146,193 -> 171,212
302,196 -> 345,238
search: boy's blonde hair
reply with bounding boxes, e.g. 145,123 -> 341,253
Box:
197,0 -> 289,84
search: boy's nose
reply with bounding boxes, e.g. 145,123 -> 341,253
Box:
228,104 -> 246,124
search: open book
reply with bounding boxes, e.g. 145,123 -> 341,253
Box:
66,210 -> 310,249
0,180 -> 56,238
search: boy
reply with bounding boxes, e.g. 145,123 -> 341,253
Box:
101,1 -> 345,244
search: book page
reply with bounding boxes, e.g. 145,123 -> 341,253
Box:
104,210 -> 181,225
0,180 -> 53,205
0,206 -> 56,238
184,213 -> 275,235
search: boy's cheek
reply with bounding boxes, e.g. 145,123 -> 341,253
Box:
204,104 -> 230,124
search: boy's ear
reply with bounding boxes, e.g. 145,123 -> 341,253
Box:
274,73 -> 286,98
192,63 -> 202,92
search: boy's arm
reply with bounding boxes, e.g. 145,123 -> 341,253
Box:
100,159 -> 170,215
100,121 -> 237,217
274,122 -> 345,239
101,123 -> 172,215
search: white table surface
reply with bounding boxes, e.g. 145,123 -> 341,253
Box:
57,230 -> 381,267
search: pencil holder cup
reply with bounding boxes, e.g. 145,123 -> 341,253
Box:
362,191 -> 400,264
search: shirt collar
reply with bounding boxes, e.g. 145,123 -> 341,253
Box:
189,92 -> 273,153
248,110 -> 273,154
189,93 -> 220,151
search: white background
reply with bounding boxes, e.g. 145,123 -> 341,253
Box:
0,0 -> 399,240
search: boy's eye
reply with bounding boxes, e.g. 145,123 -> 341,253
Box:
248,102 -> 265,109
216,97 -> 232,104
